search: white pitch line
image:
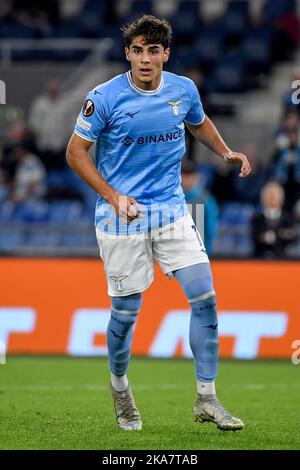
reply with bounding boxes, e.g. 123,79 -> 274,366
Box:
245,383 -> 292,390
0,383 -> 297,392
0,384 -> 191,392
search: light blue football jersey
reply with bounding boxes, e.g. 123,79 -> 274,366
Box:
74,70 -> 205,234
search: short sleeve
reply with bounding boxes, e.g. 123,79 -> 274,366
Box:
184,80 -> 205,126
74,90 -> 108,142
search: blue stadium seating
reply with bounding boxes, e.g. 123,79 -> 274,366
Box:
26,231 -> 61,247
223,7 -> 248,39
264,0 -> 296,22
220,202 -> 255,225
197,163 -> 215,189
46,170 -> 67,190
173,46 -> 200,69
13,201 -> 49,224
206,53 -> 247,93
243,29 -> 272,74
0,231 -> 24,250
213,202 -> 254,257
0,201 -> 15,222
79,0 -> 109,38
106,34 -> 127,62
54,20 -> 82,39
48,201 -> 83,224
0,0 -> 286,93
172,0 -> 201,45
0,21 -> 35,39
61,230 -> 97,248
193,32 -> 224,71
130,1 -> 153,16
227,0 -> 250,15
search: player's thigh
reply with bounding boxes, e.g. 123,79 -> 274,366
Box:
96,229 -> 154,296
152,213 -> 209,278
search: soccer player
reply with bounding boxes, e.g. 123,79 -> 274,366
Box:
66,15 -> 251,432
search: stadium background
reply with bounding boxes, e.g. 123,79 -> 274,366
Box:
0,0 -> 300,450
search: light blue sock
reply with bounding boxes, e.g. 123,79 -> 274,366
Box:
174,263 -> 219,383
189,293 -> 219,382
107,293 -> 142,376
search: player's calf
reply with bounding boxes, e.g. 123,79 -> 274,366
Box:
174,264 -> 244,430
107,293 -> 142,376
107,293 -> 143,430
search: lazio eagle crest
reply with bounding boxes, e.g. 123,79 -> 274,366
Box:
109,274 -> 128,292
166,99 -> 183,116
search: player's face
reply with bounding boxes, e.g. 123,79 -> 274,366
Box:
125,36 -> 170,90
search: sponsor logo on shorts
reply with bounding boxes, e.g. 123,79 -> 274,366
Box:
77,115 -> 91,131
109,274 -> 128,292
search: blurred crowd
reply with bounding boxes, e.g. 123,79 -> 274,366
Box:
0,78 -> 83,202
1,0 -> 299,46
1,0 -> 300,258
1,0 -> 299,80
1,72 -> 300,258
182,93 -> 300,258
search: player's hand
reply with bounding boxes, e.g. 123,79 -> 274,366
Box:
109,191 -> 143,224
224,151 -> 251,178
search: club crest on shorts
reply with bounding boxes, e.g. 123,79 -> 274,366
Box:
109,274 -> 128,292
166,99 -> 183,116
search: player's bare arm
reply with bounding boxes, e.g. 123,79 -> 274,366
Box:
66,133 -> 142,224
186,117 -> 251,178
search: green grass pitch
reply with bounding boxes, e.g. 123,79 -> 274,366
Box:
0,357 -> 299,450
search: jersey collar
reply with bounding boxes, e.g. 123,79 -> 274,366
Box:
126,70 -> 164,95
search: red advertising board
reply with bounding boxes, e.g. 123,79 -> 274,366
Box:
0,259 -> 299,359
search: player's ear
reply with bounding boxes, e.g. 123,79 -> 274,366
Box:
125,47 -> 130,61
163,48 -> 170,64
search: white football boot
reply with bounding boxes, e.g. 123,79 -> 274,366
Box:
110,382 -> 142,431
193,394 -> 244,431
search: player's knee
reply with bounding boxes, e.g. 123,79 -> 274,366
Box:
187,275 -> 214,300
174,263 -> 214,300
111,293 -> 142,315
190,292 -> 218,326
109,294 -> 141,337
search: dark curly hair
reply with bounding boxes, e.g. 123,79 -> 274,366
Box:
121,15 -> 172,49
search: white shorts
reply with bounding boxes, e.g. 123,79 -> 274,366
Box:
96,213 -> 209,297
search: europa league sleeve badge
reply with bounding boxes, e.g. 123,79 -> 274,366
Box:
82,99 -> 95,117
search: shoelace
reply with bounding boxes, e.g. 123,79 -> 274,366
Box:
209,400 -> 233,420
197,398 -> 234,421
116,392 -> 140,422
